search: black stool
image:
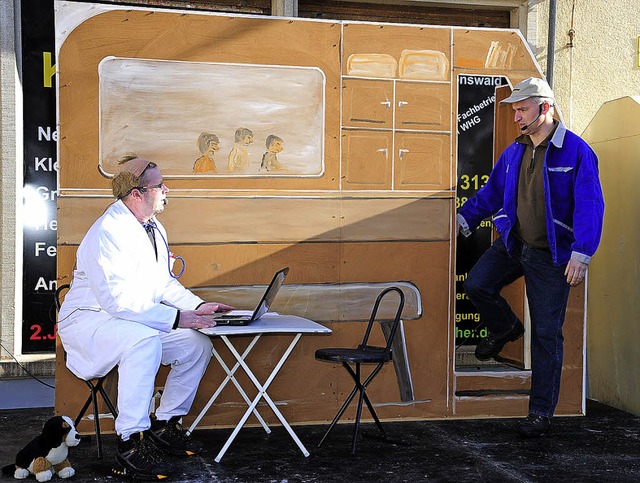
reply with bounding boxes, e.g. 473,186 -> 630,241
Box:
315,287 -> 405,453
55,284 -> 118,459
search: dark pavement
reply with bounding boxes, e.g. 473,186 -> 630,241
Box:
1,399 -> 639,482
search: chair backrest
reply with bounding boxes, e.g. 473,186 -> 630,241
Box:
360,286 -> 405,352
54,284 -> 71,312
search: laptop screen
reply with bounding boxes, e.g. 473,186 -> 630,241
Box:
253,267 -> 288,320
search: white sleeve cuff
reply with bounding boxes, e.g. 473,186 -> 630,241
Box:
571,251 -> 591,265
457,213 -> 472,237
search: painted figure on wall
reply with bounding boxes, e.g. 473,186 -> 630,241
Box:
227,127 -> 254,173
193,133 -> 220,174
260,135 -> 284,172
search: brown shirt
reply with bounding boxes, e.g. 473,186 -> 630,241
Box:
512,121 -> 558,249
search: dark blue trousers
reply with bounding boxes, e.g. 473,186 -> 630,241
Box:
464,237 -> 571,417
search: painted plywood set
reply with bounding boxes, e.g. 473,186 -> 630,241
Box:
55,5 -> 586,430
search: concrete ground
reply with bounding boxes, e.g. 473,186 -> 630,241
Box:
1,399 -> 639,482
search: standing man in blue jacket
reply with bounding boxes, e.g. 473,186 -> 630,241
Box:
457,77 -> 604,437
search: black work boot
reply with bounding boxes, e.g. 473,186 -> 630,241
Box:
114,430 -> 176,480
475,322 -> 525,361
518,413 -> 552,437
150,414 -> 204,456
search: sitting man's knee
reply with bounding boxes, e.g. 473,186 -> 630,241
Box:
190,331 -> 213,359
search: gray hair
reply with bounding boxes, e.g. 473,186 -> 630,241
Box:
197,133 -> 220,154
234,127 -> 253,142
265,134 -> 283,149
531,96 -> 555,108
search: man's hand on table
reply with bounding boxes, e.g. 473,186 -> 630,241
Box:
196,302 -> 235,315
179,302 -> 235,329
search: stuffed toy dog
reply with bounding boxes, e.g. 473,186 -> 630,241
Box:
1,415 -> 80,482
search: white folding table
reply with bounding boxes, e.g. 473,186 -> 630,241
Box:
189,314 -> 331,463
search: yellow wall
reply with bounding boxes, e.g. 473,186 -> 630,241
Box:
582,96 -> 640,416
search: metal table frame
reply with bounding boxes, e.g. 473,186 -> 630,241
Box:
189,314 -> 331,463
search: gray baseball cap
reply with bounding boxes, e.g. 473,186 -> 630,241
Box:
500,77 -> 555,104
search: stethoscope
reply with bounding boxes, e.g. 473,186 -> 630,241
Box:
144,220 -> 185,279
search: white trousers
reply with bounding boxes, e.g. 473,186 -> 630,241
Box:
58,313 -> 213,439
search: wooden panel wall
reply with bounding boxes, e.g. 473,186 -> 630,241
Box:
56,8 -> 584,430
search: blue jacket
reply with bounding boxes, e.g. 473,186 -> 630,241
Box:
458,122 -> 604,266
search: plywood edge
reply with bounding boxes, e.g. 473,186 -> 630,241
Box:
58,189 -> 456,199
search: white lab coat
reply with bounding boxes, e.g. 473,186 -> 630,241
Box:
59,200 -> 203,331
58,200 -> 212,438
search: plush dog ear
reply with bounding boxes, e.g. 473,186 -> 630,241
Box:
42,416 -> 66,447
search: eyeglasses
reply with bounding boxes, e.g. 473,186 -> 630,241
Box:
136,182 -> 165,193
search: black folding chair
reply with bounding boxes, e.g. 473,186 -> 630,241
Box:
315,286 -> 405,453
55,284 -> 118,459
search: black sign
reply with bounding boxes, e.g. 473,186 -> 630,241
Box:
455,74 -> 507,346
21,0 -> 57,353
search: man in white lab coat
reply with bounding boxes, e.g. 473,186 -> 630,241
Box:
58,156 -> 233,479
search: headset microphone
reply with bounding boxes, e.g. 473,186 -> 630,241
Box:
520,119 -> 535,132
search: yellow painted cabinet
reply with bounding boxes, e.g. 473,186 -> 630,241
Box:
342,80 -> 452,191
394,132 -> 451,190
341,130 -> 393,190
395,82 -> 451,131
342,78 -> 394,129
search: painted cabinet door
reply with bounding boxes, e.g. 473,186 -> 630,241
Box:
342,78 -> 394,129
394,132 -> 451,191
341,130 -> 393,190
395,81 -> 451,131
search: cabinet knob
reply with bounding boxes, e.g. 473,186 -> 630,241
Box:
398,148 -> 410,160
398,101 -> 409,108
379,100 -> 391,108
377,148 -> 388,156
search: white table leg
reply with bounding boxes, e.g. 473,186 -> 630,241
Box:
188,335 -> 270,435
214,333 -> 309,463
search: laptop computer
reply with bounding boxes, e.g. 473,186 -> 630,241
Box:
211,267 -> 289,326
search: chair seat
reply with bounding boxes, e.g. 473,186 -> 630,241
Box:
315,346 -> 391,364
